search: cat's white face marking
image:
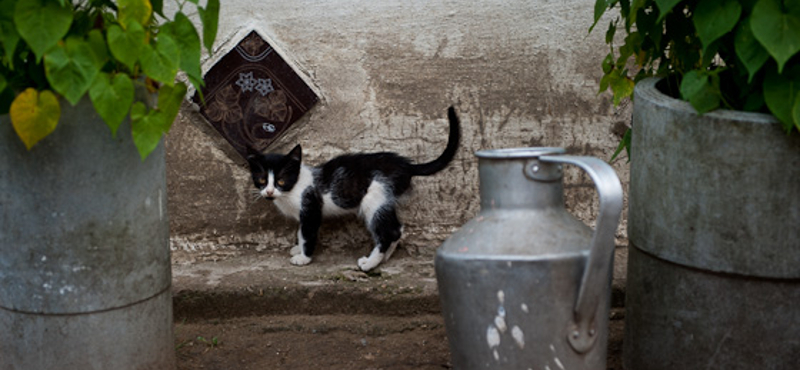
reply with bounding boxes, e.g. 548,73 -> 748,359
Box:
261,171 -> 281,199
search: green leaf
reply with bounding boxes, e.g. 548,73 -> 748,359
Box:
629,0 -> 647,24
655,0 -> 682,21
157,82 -> 187,126
0,74 -> 6,92
610,71 -> 635,106
151,0 -> 164,17
139,33 -> 180,86
693,0 -> 742,50
610,127 -> 631,162
130,101 -> 167,160
9,88 -> 60,150
118,0 -> 152,29
680,70 -> 707,98
44,37 -> 103,106
618,32 -> 644,66
680,70 -> 721,114
162,13 -> 202,87
599,72 -> 611,94
14,0 -> 73,61
763,64 -> 800,132
735,17 -> 770,82
605,20 -> 617,44
89,72 -> 134,136
743,88 -> 765,111
107,21 -> 146,71
0,0 -> 20,68
602,53 -> 614,74
198,0 -> 220,52
87,29 -> 110,67
591,0 -> 610,31
751,0 -> 800,73
793,94 -> 800,132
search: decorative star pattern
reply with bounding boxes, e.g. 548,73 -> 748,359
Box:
255,78 -> 275,97
235,72 -> 256,93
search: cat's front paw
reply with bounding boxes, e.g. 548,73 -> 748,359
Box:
358,254 -> 383,272
290,254 -> 312,266
290,244 -> 302,256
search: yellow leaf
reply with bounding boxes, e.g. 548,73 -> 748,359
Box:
118,0 -> 153,30
10,88 -> 61,150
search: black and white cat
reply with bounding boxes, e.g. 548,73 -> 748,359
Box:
246,106 -> 460,271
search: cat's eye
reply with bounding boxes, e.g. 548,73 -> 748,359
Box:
277,179 -> 285,187
258,178 -> 266,185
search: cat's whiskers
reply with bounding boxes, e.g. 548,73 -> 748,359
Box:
250,188 -> 264,202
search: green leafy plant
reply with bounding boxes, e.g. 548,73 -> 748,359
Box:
0,0 -> 219,159
592,0 -> 800,159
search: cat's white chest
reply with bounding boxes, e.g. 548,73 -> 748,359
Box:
273,165 -> 314,221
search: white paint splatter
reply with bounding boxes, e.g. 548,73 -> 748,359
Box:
554,357 -> 565,370
521,303 -> 529,313
71,265 -> 89,272
487,325 -> 500,348
512,326 -> 525,349
498,306 -> 506,317
493,349 -> 500,361
550,344 -> 556,352
497,290 -> 505,304
495,315 -> 507,333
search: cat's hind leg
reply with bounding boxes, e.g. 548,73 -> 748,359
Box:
358,205 -> 402,271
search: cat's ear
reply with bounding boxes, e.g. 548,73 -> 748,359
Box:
244,145 -> 263,170
245,145 -> 261,160
288,144 -> 302,162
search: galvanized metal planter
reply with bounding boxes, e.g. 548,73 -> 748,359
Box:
625,78 -> 800,370
436,148 -> 622,369
0,97 -> 175,369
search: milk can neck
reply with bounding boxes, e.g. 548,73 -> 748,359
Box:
477,158 -> 565,211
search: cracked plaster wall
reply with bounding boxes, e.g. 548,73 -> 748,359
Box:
165,0 -> 631,261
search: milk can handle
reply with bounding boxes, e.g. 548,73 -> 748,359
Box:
540,155 -> 623,354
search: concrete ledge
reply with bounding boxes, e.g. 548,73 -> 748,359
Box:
171,246 -> 627,320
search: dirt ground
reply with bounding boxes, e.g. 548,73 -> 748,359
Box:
170,248 -> 627,369
174,311 -> 624,370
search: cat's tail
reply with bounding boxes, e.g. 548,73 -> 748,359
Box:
410,106 -> 460,176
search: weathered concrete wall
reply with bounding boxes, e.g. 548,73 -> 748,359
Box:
166,0 -> 631,262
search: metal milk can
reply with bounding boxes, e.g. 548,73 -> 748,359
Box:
435,148 -> 623,369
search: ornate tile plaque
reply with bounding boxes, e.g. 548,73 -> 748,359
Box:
192,31 -> 318,157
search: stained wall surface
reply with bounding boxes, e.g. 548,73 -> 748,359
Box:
165,0 -> 631,261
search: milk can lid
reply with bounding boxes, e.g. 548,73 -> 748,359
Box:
475,147 -> 565,159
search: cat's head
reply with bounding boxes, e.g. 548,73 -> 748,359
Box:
246,144 -> 302,200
